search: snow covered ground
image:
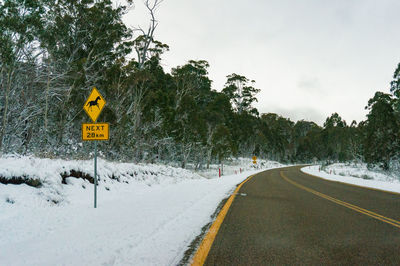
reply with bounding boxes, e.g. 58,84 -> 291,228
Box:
188,157 -> 283,179
6,156 -> 399,265
0,155 -> 283,266
4,157 -> 400,265
302,163 -> 400,194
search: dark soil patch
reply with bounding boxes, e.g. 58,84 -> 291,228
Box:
47,199 -> 59,204
61,170 -> 94,184
0,175 -> 42,188
6,197 -> 15,204
110,174 -> 120,182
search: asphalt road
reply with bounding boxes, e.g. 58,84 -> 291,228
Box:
203,166 -> 400,265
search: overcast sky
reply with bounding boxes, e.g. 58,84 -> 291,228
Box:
124,0 -> 400,125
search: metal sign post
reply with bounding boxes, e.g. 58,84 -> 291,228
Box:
94,140 -> 97,208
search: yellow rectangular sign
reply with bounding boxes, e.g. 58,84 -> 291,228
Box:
82,123 -> 109,141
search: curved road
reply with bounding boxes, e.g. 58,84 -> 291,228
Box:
202,166 -> 400,265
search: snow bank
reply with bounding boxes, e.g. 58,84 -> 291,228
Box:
0,154 -> 203,207
0,155 -> 285,265
302,164 -> 400,194
193,157 -> 283,178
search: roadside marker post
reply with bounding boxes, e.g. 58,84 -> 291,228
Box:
82,87 -> 108,208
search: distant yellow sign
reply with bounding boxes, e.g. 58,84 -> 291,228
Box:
252,156 -> 257,161
253,160 -> 257,164
83,87 -> 106,122
82,123 -> 109,141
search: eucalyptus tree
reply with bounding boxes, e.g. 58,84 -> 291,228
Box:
107,0 -> 167,161
171,60 -> 212,167
171,60 -> 211,110
204,92 -> 233,168
259,113 -> 294,161
363,92 -> 399,169
291,120 -> 320,161
347,120 -> 363,162
390,62 -> 400,100
389,62 -> 400,147
222,73 -> 260,115
37,0 -> 134,152
0,0 -> 45,152
134,0 -> 164,69
295,126 -> 323,162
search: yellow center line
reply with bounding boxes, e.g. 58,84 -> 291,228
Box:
191,174 -> 256,266
280,171 -> 400,229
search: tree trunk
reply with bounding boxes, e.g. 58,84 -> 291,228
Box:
22,120 -> 33,154
0,69 -> 13,151
206,148 -> 212,169
181,143 -> 192,169
58,107 -> 66,145
43,69 -> 51,146
206,125 -> 215,169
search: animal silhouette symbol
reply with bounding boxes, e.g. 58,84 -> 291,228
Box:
87,96 -> 101,111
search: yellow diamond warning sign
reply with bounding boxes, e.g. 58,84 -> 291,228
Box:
82,123 -> 109,141
84,87 -> 106,122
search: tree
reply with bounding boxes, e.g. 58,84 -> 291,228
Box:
321,113 -> 352,161
171,60 -> 211,109
390,62 -> 400,99
212,124 -> 232,164
363,92 -> 399,169
36,0 -> 134,150
111,0 -> 166,161
260,113 -> 294,161
133,0 -> 164,69
222,73 -> 260,115
296,127 -> 323,162
171,60 -> 212,167
173,94 -> 207,168
0,0 -> 45,152
204,92 -> 233,168
292,120 -> 321,161
323,113 -> 346,128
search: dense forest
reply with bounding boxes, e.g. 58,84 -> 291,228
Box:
1,0 -> 400,170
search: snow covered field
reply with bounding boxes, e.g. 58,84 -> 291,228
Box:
7,157 -> 398,265
302,163 -> 400,194
0,155 -> 283,266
